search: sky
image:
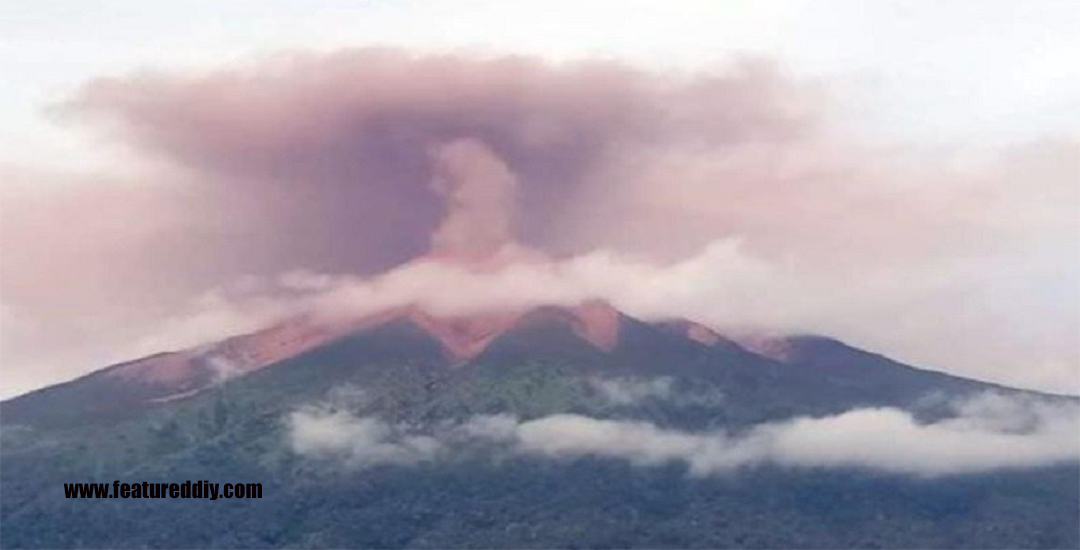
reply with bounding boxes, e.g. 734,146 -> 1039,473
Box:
1,0 -> 1078,398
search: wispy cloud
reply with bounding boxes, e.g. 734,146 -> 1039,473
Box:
288,408 -> 441,468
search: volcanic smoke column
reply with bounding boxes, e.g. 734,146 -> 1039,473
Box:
427,138 -> 520,262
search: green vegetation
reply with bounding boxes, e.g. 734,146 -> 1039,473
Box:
1,323 -> 1077,549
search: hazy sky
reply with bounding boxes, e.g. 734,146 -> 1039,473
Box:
1,0 -> 1078,398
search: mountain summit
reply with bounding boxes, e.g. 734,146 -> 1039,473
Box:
2,299 -> 1077,549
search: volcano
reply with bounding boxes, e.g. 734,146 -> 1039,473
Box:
1,300 -> 1078,549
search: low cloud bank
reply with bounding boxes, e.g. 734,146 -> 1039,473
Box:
287,392 -> 1080,476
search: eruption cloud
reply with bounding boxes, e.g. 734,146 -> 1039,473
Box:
1,48 -> 1077,397
427,138 -> 520,261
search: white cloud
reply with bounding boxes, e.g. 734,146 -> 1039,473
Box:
756,395 -> 1080,475
288,408 -> 441,468
289,392 -> 1080,476
504,394 -> 1080,476
589,376 -> 675,405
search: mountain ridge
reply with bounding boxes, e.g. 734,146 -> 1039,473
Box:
2,300 -> 1078,549
3,300 -> 1071,430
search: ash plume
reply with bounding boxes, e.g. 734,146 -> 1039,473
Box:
427,138 -> 520,261
2,48 -> 1076,397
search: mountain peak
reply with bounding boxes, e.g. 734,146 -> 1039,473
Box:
401,307 -> 524,362
92,301 -> 626,404
400,300 -> 622,362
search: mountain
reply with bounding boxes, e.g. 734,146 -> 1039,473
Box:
1,303 -> 1077,549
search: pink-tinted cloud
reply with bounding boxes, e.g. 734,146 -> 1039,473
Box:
58,50 -> 816,266
427,138 -> 519,260
1,48 -> 1076,397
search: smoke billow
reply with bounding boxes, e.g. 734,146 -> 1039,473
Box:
428,138 -> 520,261
53,50 -> 814,271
